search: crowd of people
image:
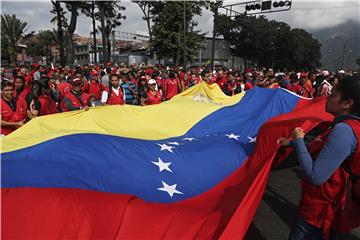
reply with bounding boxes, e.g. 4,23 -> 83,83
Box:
0,62 -> 357,136
1,62 -> 360,239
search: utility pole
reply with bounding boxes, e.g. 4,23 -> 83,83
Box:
91,0 -> 97,63
211,6 -> 218,70
183,0 -> 186,68
112,31 -> 115,62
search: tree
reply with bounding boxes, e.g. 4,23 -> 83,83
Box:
63,1 -> 86,65
97,1 -> 126,62
82,1 -> 126,63
133,1 -> 158,58
216,14 -> 321,70
50,0 -> 66,66
287,29 -> 321,70
150,1 -> 207,65
1,14 -> 28,63
50,1 -> 89,65
25,30 -> 56,64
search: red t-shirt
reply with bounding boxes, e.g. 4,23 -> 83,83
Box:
165,78 -> 180,100
82,80 -> 105,100
58,82 -> 72,97
146,90 -> 162,105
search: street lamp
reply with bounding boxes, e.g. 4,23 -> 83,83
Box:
328,36 -> 359,70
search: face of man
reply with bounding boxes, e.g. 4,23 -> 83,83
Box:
92,75 -> 99,82
203,73 -> 211,83
72,83 -> 82,92
227,74 -> 234,82
2,86 -> 15,101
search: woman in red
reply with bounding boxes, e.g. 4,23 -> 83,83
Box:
27,79 -> 59,118
1,81 -> 28,135
13,76 -> 31,102
146,79 -> 162,105
101,74 -> 124,105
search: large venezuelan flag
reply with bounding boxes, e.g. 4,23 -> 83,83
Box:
2,82 -> 332,239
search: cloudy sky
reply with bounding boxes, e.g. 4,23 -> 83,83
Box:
1,0 -> 359,38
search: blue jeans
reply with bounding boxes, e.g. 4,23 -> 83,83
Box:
288,218 -> 337,240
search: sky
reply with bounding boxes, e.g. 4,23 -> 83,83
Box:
1,0 -> 359,38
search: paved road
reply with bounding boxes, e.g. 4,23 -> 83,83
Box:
244,152 -> 360,240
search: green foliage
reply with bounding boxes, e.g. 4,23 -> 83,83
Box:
150,1 -> 207,65
216,14 -> 321,70
287,29 -> 322,70
25,30 -> 56,62
1,14 -> 28,62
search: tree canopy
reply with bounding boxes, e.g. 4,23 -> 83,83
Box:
150,1 -> 208,65
216,14 -> 321,70
1,14 -> 28,62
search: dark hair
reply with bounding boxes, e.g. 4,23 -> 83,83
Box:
289,72 -> 298,81
1,80 -> 13,90
168,71 -> 175,79
107,74 -> 119,103
337,74 -> 360,116
14,75 -> 25,84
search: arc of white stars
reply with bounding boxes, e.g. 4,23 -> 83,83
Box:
168,142 -> 180,146
182,137 -> 196,141
156,143 -> 175,153
248,136 -> 257,143
152,157 -> 173,173
226,133 -> 240,140
157,181 -> 183,197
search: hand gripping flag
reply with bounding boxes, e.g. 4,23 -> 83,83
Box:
1,82 -> 332,239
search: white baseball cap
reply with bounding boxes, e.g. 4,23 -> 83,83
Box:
148,79 -> 157,85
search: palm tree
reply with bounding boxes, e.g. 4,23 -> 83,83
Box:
1,14 -> 28,63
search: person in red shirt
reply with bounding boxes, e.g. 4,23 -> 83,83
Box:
146,79 -> 162,105
214,70 -> 227,89
57,73 -> 71,98
244,73 -> 255,91
1,81 -> 28,135
101,74 -> 124,105
27,80 -> 59,118
290,73 -> 312,98
163,71 -> 182,100
62,78 -> 90,112
201,71 -> 212,85
223,73 -> 242,96
82,70 -> 105,101
186,73 -> 200,88
13,76 -> 31,102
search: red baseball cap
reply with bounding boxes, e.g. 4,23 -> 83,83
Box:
91,70 -> 99,77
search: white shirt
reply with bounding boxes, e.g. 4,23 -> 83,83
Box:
101,86 -> 121,103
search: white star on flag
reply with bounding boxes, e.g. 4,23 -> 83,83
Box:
167,142 -> 180,146
157,181 -> 183,197
226,133 -> 240,140
156,143 -> 175,153
152,158 -> 173,173
182,137 -> 196,141
248,136 -> 257,143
